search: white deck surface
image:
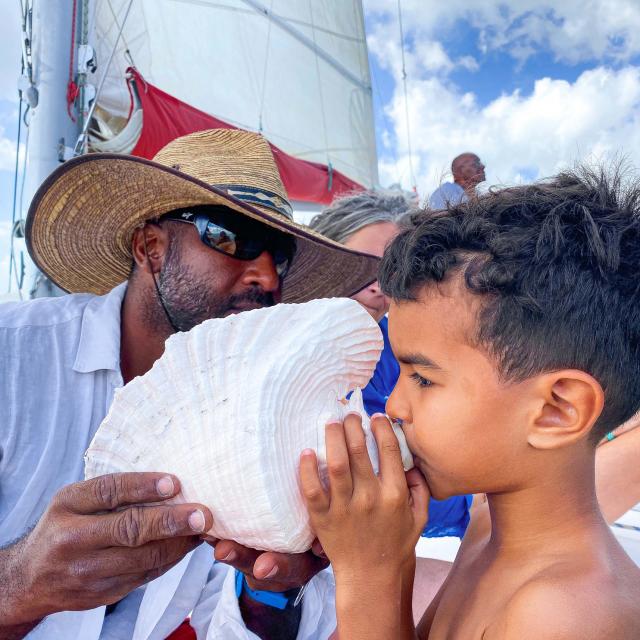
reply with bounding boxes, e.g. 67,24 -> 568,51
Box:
612,503 -> 640,566
415,504 -> 640,567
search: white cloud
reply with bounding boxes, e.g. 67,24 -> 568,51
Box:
364,0 -> 640,65
378,65 -> 640,196
0,130 -> 24,172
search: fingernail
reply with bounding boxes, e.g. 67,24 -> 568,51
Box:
221,550 -> 237,562
371,413 -> 390,423
262,565 -> 278,579
301,448 -> 315,456
157,476 -> 175,497
188,509 -> 206,532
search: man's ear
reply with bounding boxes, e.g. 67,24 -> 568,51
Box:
131,223 -> 169,275
527,370 -> 604,450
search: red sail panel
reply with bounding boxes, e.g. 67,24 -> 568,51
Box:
128,69 -> 362,204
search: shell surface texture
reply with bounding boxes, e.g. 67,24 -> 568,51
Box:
85,298 -> 396,553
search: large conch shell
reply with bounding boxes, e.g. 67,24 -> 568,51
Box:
85,298 -> 413,553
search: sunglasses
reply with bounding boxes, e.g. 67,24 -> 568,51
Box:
161,206 -> 297,278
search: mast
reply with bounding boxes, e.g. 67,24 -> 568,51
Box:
25,0 -> 82,297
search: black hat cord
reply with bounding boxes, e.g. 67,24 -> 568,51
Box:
142,226 -> 181,334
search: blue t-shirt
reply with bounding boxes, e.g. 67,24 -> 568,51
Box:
362,316 -> 472,539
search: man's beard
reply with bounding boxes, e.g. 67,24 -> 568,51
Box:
146,240 -> 275,333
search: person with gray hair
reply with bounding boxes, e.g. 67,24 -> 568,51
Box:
309,190 -> 413,321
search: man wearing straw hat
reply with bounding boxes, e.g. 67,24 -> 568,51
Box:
0,129 -> 380,640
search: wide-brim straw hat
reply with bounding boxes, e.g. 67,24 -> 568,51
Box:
26,129 -> 380,302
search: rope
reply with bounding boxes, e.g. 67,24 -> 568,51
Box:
308,0 -> 331,191
7,93 -> 23,294
74,0 -> 135,155
66,0 -> 79,121
397,0 -> 416,193
257,0 -> 274,132
108,0 -> 137,69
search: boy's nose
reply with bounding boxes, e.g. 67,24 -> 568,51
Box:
385,384 -> 411,424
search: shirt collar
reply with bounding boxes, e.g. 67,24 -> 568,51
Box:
73,282 -> 127,374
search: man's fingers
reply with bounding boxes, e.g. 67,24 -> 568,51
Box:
251,549 -> 330,589
89,554 -> 190,601
85,536 -> 202,578
214,539 -> 261,574
56,472 -> 181,514
299,449 -> 329,513
98,503 -> 213,548
406,468 -> 430,531
311,538 -> 327,559
325,421 -> 353,501
343,412 -> 376,482
371,414 -> 406,485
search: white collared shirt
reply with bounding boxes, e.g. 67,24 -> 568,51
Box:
0,284 -> 336,639
428,181 -> 467,210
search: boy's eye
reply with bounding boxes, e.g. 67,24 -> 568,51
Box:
410,372 -> 433,388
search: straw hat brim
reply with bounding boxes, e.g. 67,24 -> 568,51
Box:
26,153 -> 380,302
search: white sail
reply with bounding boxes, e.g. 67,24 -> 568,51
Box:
90,0 -> 378,189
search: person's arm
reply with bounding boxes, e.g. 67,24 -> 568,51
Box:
0,537 -> 41,639
299,413 -> 429,640
596,415 -> 640,523
0,472 -> 212,637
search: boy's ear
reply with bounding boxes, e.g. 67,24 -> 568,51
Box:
527,370 -> 604,450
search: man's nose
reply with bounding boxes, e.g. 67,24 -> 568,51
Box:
368,280 -> 382,295
240,251 -> 281,295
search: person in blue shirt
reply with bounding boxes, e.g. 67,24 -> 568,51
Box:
309,191 -> 473,541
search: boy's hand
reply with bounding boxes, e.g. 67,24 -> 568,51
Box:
299,412 -> 430,582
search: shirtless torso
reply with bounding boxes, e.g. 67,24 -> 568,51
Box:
419,511 -> 640,640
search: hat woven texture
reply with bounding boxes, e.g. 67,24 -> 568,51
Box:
26,129 -> 379,302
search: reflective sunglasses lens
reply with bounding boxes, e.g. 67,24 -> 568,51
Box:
204,222 -> 238,256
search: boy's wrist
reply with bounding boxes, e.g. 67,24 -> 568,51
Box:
334,562 -> 409,593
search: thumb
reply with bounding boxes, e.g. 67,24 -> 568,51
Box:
406,467 -> 430,531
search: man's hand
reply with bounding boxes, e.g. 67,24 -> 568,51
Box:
207,537 -> 329,591
0,472 -> 213,629
203,534 -> 329,640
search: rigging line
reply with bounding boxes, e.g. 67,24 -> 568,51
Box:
74,0 -> 135,155
7,93 -> 23,294
397,0 -> 416,192
107,0 -> 137,68
17,118 -> 31,232
167,0 -> 364,44
257,0 -> 274,132
370,63 -> 401,187
238,0 -> 370,92
308,0 -> 330,167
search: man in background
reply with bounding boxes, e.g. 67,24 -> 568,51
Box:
429,153 -> 485,209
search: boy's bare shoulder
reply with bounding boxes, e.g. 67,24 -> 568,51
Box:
484,562 -> 640,640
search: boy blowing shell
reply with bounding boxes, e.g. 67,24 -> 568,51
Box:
299,166 -> 640,639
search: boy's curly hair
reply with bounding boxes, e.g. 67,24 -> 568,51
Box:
380,165 -> 640,440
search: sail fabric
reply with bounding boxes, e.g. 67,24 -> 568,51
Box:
90,0 -> 378,191
126,69 -> 361,203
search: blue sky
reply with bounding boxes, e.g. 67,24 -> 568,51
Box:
3,1 -> 640,296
